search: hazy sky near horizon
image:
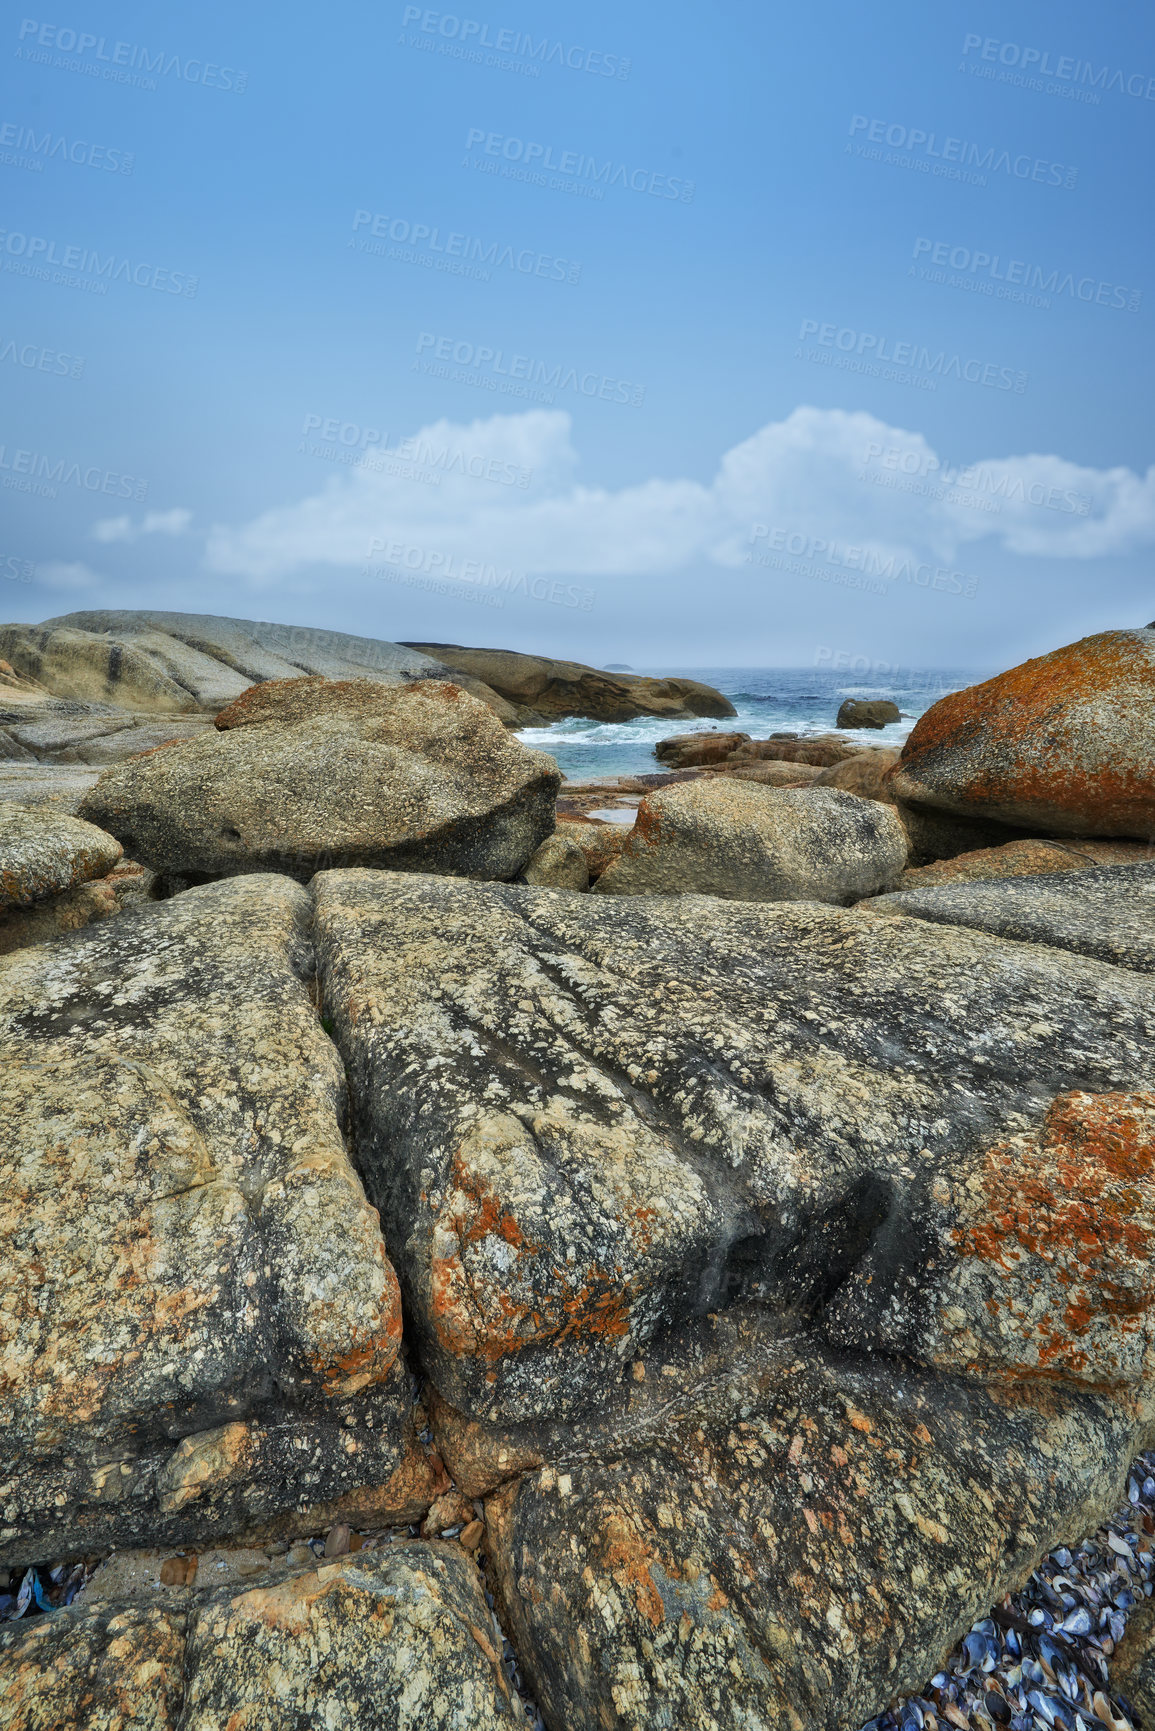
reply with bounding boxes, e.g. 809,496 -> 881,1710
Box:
2,0 -> 1153,668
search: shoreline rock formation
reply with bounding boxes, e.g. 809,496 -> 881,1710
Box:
1,617 -> 1153,1731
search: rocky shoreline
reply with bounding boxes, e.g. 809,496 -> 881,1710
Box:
0,612 -> 1153,1730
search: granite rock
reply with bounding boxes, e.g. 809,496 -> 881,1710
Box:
78,681 -> 560,884
0,798 -> 122,908
591,781 -> 909,903
402,643 -> 736,724
872,861 -> 1155,973
0,875 -> 428,1565
887,629 -> 1155,838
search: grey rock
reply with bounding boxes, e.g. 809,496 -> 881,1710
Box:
0,764 -> 102,812
0,697 -> 212,766
0,799 -> 122,908
312,870 -> 1155,1428
592,780 -> 908,903
872,861 -> 1155,973
1,612 -> 448,714
78,681 -> 560,883
0,874 -> 442,1565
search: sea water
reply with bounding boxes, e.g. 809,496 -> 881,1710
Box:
518,666 -> 984,782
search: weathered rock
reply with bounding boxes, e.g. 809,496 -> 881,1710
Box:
0,858 -> 156,956
730,733 -> 863,769
312,871 -> 1154,1428
402,643 -> 736,723
887,628 -> 1155,837
836,697 -> 901,728
521,832 -> 590,891
727,761 -> 824,787
0,697 -> 211,765
872,861 -> 1155,973
0,1599 -> 186,1730
654,732 -> 751,769
78,681 -> 560,883
480,1312 -> 1141,1731
180,1547 -> 514,1728
0,875 -> 440,1565
0,799 -> 122,908
591,781 -> 908,903
824,1089 -> 1155,1397
0,763 -> 102,810
555,815 -> 630,879
813,747 -> 903,800
0,1548 -> 515,1729
894,837 -> 1141,890
897,803 -> 1040,868
1111,1592 -> 1155,1724
2,612 -> 446,713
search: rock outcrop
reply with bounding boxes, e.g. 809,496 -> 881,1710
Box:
0,801 -> 122,907
0,858 -> 155,957
887,628 -> 1155,838
78,681 -> 560,884
402,643 -> 736,724
521,831 -> 590,890
591,781 -> 908,903
0,875 -> 438,1565
0,697 -> 211,766
836,697 -> 900,728
307,869 -> 1155,1727
1,613 -> 446,714
0,1546 -> 514,1729
873,860 -> 1155,972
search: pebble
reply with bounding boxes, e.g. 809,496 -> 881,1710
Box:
859,1449 -> 1155,1731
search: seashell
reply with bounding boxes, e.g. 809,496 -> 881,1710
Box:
1061,1610 -> 1092,1637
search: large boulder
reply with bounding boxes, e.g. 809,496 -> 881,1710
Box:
521,831 -> 590,891
836,697 -> 900,728
1,612 -> 446,714
591,780 -> 908,903
402,643 -> 737,724
872,860 -> 1155,972
78,680 -> 560,883
310,870 -> 1155,1729
0,799 -> 122,907
0,1546 -> 514,1729
813,746 -> 902,799
887,628 -> 1155,838
0,875 -> 441,1565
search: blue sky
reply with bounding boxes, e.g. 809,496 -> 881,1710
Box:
2,0 -> 1153,668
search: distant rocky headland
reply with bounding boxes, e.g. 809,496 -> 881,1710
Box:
1,610 -> 1154,1731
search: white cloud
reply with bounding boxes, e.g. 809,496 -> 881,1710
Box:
92,507 -> 193,543
203,406 -> 1155,582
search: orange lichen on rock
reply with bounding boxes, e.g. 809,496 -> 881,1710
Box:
947,1091 -> 1155,1386
888,629 -> 1155,835
599,1511 -> 666,1628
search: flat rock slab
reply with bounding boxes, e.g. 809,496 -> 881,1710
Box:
3,613 -> 446,714
0,798 -> 122,908
313,870 -> 1155,1427
0,698 -> 211,765
478,1313 -> 1140,1731
0,1546 -> 515,1729
872,862 -> 1155,973
0,875 -> 434,1566
0,764 -> 102,810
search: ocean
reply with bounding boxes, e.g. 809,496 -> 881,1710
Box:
517,665 -> 984,782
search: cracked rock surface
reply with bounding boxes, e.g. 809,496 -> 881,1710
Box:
0,1545 -> 515,1729
0,875 -> 428,1565
873,861 -> 1155,972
